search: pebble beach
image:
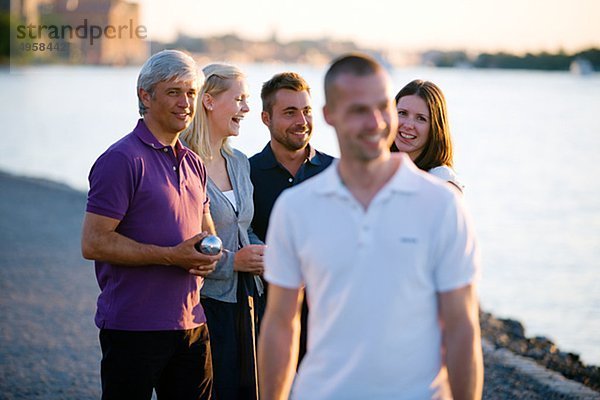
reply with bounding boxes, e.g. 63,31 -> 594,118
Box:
0,170 -> 598,399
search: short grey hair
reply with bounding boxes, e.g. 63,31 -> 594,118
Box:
136,50 -> 201,116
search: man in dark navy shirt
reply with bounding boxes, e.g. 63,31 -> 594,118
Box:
250,72 -> 334,242
250,72 -> 333,365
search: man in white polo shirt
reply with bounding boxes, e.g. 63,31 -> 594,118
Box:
258,53 -> 483,400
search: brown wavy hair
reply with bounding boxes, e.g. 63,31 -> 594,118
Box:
391,80 -> 454,171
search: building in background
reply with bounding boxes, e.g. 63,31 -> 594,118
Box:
11,0 -> 148,65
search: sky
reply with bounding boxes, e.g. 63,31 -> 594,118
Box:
138,0 -> 600,54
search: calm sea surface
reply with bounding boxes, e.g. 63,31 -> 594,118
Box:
1,64 -> 599,365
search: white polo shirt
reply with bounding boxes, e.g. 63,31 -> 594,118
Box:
265,153 -> 480,400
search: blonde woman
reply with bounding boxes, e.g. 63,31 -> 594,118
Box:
183,63 -> 264,400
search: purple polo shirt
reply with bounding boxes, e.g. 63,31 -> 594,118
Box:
86,119 -> 210,331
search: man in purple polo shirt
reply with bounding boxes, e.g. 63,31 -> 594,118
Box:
81,50 -> 220,399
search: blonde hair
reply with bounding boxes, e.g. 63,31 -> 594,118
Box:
183,63 -> 245,161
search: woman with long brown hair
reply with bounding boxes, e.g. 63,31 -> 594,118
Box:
391,79 -> 463,191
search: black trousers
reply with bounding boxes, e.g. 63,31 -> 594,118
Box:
99,325 -> 213,400
202,272 -> 263,400
298,295 -> 309,366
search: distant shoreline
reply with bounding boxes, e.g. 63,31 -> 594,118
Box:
3,30 -> 599,71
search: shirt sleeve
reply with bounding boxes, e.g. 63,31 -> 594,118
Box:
247,226 -> 264,245
433,194 -> 480,292
428,165 -> 464,191
264,193 -> 304,289
86,150 -> 136,221
204,248 -> 235,281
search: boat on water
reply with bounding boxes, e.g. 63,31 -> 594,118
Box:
570,58 -> 594,76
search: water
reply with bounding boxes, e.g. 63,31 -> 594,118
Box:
1,64 -> 599,365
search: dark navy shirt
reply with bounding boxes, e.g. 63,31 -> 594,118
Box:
249,142 -> 334,242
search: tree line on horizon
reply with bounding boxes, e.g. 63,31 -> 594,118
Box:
422,48 -> 600,71
1,11 -> 598,72
152,33 -> 600,72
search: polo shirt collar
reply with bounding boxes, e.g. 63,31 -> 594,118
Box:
314,153 -> 421,197
305,144 -> 325,166
134,118 -> 189,156
254,143 -> 278,169
386,154 -> 422,193
255,141 -> 323,169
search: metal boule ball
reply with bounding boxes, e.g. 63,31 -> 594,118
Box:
195,235 -> 223,255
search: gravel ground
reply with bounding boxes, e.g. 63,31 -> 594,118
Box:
0,172 -> 100,399
0,171 -> 597,399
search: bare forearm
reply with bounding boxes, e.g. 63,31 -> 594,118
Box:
202,212 -> 217,235
439,285 -> 483,400
258,315 -> 300,400
82,212 -> 219,273
82,229 -> 174,266
446,323 -> 484,400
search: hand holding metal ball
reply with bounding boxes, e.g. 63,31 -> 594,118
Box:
195,235 -> 223,255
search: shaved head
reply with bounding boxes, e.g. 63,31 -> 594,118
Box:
324,53 -> 384,109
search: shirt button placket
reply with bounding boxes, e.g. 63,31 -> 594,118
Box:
351,204 -> 364,249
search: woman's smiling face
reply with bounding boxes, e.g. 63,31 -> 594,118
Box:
208,78 -> 250,138
394,94 -> 431,160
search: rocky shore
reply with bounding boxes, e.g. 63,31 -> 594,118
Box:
480,311 -> 600,392
0,170 -> 598,399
